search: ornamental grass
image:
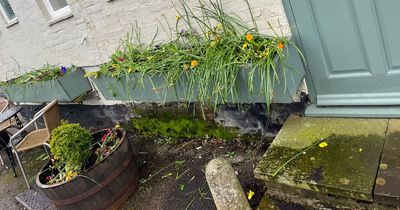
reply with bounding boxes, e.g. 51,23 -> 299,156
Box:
89,0 -> 303,109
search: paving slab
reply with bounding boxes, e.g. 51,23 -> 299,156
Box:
15,186 -> 56,210
374,119 -> 400,206
254,114 -> 388,201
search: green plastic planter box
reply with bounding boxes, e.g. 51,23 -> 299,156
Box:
92,42 -> 305,104
3,68 -> 92,103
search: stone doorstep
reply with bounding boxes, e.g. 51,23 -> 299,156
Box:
374,119 -> 400,206
258,185 -> 394,210
254,114 -> 400,208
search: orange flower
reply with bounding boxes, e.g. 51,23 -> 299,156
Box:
277,42 -> 284,49
191,60 -> 199,68
246,33 -> 253,42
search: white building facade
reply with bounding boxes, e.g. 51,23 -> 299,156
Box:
0,0 -> 290,81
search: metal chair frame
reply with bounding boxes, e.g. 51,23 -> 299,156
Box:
8,100 -> 59,189
0,99 -> 10,166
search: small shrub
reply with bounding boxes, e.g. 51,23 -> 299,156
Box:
50,122 -> 92,170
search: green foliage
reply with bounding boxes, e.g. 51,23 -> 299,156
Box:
92,0 -> 303,109
1,64 -> 74,87
131,113 -> 236,141
49,121 -> 92,170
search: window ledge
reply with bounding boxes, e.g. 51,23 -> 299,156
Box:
47,12 -> 73,26
5,19 -> 18,28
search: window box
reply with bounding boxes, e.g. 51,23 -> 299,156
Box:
3,68 -> 92,103
91,42 -> 305,104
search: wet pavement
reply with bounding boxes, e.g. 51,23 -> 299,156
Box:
255,114 -> 400,208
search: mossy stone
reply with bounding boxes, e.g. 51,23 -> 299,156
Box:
374,119 -> 400,206
255,115 -> 388,201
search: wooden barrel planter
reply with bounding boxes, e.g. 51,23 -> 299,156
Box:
36,129 -> 139,210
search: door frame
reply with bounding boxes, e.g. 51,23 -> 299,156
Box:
282,0 -> 318,104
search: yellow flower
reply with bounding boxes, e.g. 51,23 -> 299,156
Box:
128,68 -> 134,73
206,31 -> 212,39
115,124 -> 121,129
242,42 -> 248,49
262,50 -> 270,58
319,142 -> 328,148
210,40 -> 218,47
183,63 -> 190,70
247,190 -> 255,200
176,14 -> 181,21
246,33 -> 253,42
191,60 -> 199,68
84,72 -> 99,79
215,23 -> 223,31
66,171 -> 77,181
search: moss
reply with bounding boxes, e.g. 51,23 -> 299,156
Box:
130,111 -> 237,140
256,134 -> 384,201
272,116 -> 387,150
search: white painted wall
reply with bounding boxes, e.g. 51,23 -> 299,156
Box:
0,0 -> 290,81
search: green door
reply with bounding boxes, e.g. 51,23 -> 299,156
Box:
287,0 -> 400,106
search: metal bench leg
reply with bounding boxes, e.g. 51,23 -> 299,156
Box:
14,151 -> 30,189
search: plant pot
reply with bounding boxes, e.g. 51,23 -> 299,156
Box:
36,129 -> 139,210
91,42 -> 305,104
91,73 -> 188,102
3,68 -> 92,103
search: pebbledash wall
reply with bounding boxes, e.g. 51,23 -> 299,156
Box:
0,0 -> 291,81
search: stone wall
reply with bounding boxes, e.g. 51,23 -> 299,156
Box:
0,0 -> 290,81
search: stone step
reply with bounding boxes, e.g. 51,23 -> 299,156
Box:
374,119 -> 400,206
254,114 -> 400,208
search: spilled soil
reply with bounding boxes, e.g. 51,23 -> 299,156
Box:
0,131 -> 272,210
122,132 -> 271,210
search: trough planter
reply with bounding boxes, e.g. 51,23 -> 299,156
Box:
3,68 -> 92,103
36,129 -> 139,210
91,42 -> 305,104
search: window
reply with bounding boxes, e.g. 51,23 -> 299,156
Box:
0,0 -> 16,23
43,0 -> 71,19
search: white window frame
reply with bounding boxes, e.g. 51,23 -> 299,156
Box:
0,0 -> 17,23
43,0 -> 71,19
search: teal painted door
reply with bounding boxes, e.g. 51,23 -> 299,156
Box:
288,0 -> 400,106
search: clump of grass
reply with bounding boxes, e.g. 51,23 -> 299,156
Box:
91,0 -> 302,110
